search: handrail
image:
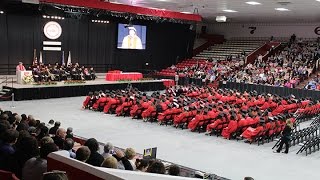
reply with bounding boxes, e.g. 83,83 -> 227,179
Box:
0,76 -> 9,86
244,42 -> 266,64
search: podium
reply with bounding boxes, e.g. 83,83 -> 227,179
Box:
16,71 -> 32,84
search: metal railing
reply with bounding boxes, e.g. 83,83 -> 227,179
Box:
0,76 -> 13,88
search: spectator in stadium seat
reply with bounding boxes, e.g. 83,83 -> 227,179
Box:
16,120 -> 29,132
101,156 -> 118,169
0,129 -> 19,170
52,128 -> 67,149
147,161 -> 166,174
43,171 -> 69,180
244,177 -> 254,180
135,159 -> 149,172
6,136 -> 40,178
0,129 -> 19,156
168,165 -> 181,176
84,138 -> 104,167
76,146 -> 91,162
125,148 -> 137,170
56,138 -> 76,158
66,127 -> 73,139
22,143 -> 58,180
49,121 -> 61,135
102,142 -> 114,159
113,148 -> 134,170
40,136 -> 54,147
46,119 -> 55,129
36,124 -> 49,141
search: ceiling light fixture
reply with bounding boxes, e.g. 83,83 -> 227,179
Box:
246,1 -> 261,5
275,7 -> 290,11
0,11 -> 4,14
223,9 -> 238,13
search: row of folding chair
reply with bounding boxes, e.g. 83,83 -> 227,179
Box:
290,126 -> 319,146
272,126 -> 319,149
296,136 -> 320,156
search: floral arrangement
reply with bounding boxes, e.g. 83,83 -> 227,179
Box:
34,81 -> 57,86
22,75 -> 34,84
64,80 -> 86,84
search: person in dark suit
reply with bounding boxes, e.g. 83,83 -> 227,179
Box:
274,119 -> 293,154
52,128 -> 66,150
84,138 -> 104,167
49,121 -> 61,135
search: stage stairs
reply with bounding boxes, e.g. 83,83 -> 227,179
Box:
0,76 -> 13,101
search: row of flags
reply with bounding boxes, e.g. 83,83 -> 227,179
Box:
32,49 -> 72,66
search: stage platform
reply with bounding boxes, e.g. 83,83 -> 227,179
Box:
4,79 -> 167,101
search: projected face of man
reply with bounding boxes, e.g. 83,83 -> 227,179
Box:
129,29 -> 136,37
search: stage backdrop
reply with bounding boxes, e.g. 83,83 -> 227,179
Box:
0,13 -> 195,74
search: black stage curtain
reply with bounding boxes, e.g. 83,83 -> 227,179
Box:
0,14 -> 9,74
0,13 -> 195,74
219,81 -> 320,99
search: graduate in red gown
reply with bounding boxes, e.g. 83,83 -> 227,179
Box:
188,109 -> 204,131
173,107 -> 190,126
221,115 -> 238,139
141,101 -> 156,121
130,100 -> 142,118
92,94 -> 108,110
206,113 -> 225,133
116,98 -> 133,116
103,95 -> 120,113
82,92 -> 93,108
241,120 -> 265,142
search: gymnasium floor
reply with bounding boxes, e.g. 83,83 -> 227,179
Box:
1,97 -> 319,180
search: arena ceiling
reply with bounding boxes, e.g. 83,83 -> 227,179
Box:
110,0 -> 320,23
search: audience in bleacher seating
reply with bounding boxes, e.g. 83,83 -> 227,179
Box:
53,128 -> 67,149
29,62 -> 96,82
168,164 -> 181,176
102,142 -> 114,159
42,170 -> 69,180
66,127 -> 74,139
226,41 -> 319,88
22,142 -> 58,180
0,107 -> 191,179
101,156 -> 119,169
158,58 -> 245,86
304,73 -> 320,90
83,138 -> 104,167
244,177 -> 255,180
59,138 -> 76,158
136,159 -> 149,172
49,121 -> 61,135
75,146 -> 91,162
146,160 -> 166,174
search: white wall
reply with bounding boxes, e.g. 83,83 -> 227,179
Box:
203,22 -> 320,39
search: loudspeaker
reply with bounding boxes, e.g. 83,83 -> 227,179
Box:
201,26 -> 207,34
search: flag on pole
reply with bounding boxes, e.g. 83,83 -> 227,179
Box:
32,49 -> 37,66
67,51 -> 71,65
61,51 -> 65,66
39,51 -> 43,64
